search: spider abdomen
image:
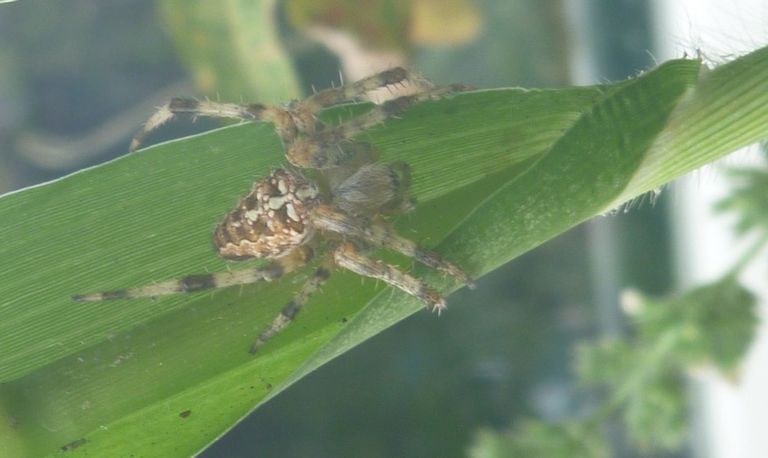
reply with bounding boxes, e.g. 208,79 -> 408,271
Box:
213,169 -> 320,260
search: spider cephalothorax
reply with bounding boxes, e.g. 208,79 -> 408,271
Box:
74,68 -> 474,354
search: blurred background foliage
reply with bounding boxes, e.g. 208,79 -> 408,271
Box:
0,1 -> 761,457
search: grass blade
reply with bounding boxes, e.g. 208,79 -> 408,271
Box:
1,47 -> 767,456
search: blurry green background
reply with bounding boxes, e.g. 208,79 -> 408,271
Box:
0,1 -> 678,456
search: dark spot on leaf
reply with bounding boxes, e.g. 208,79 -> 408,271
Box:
180,274 -> 216,292
60,438 -> 87,452
179,410 -> 192,418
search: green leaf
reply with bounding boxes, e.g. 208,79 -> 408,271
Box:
575,278 -> 756,452
623,368 -> 688,452
468,421 -> 608,458
576,332 -> 689,452
575,338 -> 634,387
2,46 -> 768,456
637,279 -> 757,373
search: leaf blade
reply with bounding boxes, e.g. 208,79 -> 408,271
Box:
1,48 -> 768,456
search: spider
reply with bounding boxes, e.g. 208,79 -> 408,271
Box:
73,68 -> 475,354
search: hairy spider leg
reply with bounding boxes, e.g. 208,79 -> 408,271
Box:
72,246 -> 313,302
302,67 -> 420,111
287,84 -> 467,169
129,98 -> 297,152
250,265 -> 332,354
333,242 -> 446,312
334,83 -> 466,138
312,205 -> 475,288
130,68 -> 427,154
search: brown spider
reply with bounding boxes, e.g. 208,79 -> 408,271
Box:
73,68 -> 474,354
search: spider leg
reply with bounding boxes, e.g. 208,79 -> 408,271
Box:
301,67 -> 418,112
287,84 -> 466,168
333,84 -> 466,138
129,98 -> 294,152
312,205 -> 474,288
333,242 -> 446,312
72,246 -> 313,302
250,265 -> 332,354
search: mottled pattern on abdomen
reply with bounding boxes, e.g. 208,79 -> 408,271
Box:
213,169 -> 320,259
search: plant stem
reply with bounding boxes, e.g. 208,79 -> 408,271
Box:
725,232 -> 768,279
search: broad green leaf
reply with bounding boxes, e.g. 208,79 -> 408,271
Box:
1,46 -> 768,456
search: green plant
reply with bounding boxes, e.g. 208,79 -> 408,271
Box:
469,120 -> 768,458
1,46 -> 768,456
